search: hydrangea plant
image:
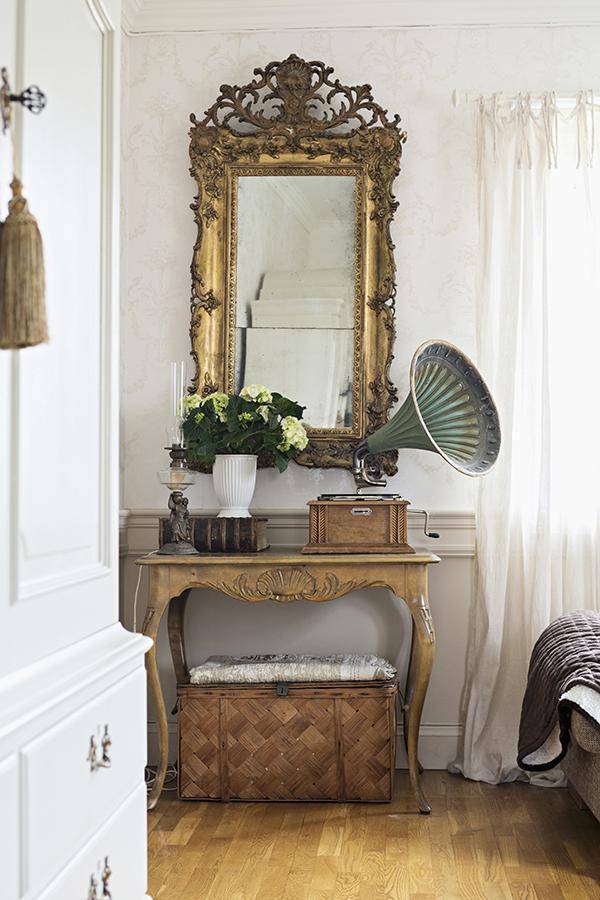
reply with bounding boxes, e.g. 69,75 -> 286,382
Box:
181,384 -> 308,472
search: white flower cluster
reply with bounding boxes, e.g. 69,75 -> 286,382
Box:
240,384 -> 273,404
181,393 -> 202,413
256,404 -> 270,423
182,391 -> 229,422
278,415 -> 308,452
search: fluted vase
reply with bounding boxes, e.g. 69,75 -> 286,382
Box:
212,454 -> 257,518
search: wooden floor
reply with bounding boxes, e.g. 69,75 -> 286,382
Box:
148,771 -> 600,899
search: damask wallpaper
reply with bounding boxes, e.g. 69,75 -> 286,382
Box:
121,26 -> 600,761
121,25 -> 600,512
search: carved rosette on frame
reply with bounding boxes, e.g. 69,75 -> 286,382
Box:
188,55 -> 405,473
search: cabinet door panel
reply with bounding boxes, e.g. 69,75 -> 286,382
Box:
0,756 -> 19,900
18,0 -> 104,589
0,0 -> 121,677
38,783 -> 147,900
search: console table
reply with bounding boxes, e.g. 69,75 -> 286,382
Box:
137,547 -> 440,813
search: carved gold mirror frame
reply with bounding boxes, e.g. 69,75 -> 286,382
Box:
188,55 -> 405,473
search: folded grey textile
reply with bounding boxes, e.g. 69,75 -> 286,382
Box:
518,610 -> 600,771
189,653 -> 397,684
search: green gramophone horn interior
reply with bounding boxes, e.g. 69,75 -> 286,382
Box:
366,340 -> 501,475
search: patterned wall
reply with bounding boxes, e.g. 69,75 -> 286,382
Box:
121,27 -> 600,762
121,25 -> 600,511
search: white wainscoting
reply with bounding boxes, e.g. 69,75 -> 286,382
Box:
120,508 -> 475,769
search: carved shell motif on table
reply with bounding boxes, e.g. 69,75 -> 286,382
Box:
205,567 -> 367,603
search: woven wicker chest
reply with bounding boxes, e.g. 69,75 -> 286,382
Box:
178,678 -> 397,802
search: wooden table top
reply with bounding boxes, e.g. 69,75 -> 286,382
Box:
136,546 -> 441,566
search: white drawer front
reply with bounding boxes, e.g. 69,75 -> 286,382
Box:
0,755 -> 19,900
23,667 -> 147,894
38,783 -> 147,900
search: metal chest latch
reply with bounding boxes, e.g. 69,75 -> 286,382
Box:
276,682 -> 289,697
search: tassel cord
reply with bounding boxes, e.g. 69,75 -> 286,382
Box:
0,115 -> 49,349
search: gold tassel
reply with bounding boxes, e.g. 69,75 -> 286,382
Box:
0,176 -> 48,349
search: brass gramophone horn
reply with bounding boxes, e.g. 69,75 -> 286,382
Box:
353,340 -> 501,489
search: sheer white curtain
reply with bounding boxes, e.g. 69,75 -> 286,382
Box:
452,93 -> 600,784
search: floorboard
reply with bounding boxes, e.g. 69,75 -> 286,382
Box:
148,772 -> 600,900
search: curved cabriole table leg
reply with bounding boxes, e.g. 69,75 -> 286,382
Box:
142,567 -> 173,810
402,568 -> 435,814
168,589 -> 191,685
402,617 -> 424,776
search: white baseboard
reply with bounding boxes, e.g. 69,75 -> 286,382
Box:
395,723 -> 462,769
147,721 -> 462,771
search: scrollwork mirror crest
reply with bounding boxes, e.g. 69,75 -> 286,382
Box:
188,55 -> 405,473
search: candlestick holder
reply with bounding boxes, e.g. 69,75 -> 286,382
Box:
157,443 -> 199,556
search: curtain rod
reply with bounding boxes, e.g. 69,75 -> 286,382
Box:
452,89 -> 600,108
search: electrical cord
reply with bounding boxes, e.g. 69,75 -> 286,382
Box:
134,551 -> 178,798
133,550 -> 159,632
134,550 -> 175,798
145,763 -> 178,794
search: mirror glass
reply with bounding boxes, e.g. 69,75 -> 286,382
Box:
234,174 -> 356,429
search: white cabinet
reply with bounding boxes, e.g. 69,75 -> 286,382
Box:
0,626 -> 150,900
0,1 -> 150,898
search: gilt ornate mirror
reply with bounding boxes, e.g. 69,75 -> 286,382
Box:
188,55 -> 405,473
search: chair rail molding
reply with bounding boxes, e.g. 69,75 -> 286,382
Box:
122,0 -> 600,34
119,508 -> 475,558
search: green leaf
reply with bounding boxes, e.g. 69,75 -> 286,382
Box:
274,452 -> 289,473
271,393 -> 305,419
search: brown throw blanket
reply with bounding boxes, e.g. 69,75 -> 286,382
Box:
518,610 -> 600,771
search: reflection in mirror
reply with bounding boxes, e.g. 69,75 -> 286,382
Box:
234,174 -> 356,430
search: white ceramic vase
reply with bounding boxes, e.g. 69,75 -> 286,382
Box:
212,454 -> 257,518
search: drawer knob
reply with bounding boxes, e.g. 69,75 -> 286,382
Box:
87,857 -> 111,899
87,725 -> 112,772
102,856 -> 112,898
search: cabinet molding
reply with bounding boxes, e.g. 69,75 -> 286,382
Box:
0,625 -> 150,760
123,0 -> 600,34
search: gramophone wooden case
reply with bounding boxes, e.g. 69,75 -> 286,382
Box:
303,498 -> 414,554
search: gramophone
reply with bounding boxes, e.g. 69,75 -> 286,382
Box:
303,340 -> 501,554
